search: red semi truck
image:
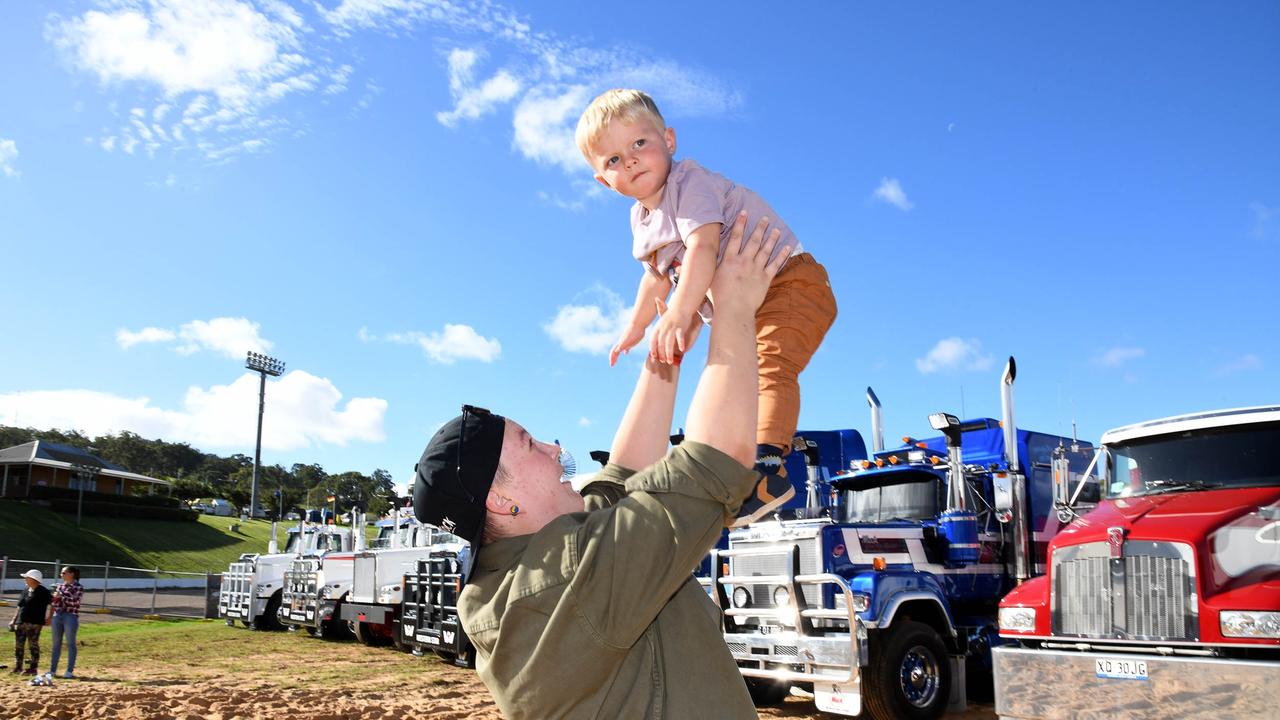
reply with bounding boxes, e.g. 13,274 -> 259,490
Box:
993,405 -> 1280,719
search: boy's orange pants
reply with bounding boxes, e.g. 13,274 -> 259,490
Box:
755,253 -> 837,454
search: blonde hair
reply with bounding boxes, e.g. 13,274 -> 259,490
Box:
575,89 -> 666,160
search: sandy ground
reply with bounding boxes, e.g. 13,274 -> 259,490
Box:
0,616 -> 997,720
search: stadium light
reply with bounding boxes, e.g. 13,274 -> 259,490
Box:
245,351 -> 285,520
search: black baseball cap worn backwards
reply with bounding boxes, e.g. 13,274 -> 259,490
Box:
414,404 -> 506,582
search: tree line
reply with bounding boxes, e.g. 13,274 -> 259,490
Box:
0,425 -> 398,517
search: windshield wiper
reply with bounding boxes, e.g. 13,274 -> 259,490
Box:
1141,479 -> 1220,496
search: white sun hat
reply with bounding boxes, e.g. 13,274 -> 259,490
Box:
20,569 -> 44,582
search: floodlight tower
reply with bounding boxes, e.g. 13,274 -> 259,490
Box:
245,351 -> 285,520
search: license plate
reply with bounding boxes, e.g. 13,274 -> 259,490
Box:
1095,658 -> 1148,680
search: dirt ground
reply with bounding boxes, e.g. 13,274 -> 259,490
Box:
0,617 -> 998,720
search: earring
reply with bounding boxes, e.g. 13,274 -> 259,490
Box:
509,504 -> 520,517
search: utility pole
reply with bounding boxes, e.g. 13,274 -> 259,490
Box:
70,461 -> 100,528
245,351 -> 285,521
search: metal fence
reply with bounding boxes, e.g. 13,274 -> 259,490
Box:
0,556 -> 220,619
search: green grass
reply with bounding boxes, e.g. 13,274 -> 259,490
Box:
0,501 -> 335,573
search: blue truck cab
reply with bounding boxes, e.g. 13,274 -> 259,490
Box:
705,358 -> 1097,719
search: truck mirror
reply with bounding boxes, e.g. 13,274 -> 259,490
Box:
1052,452 -> 1071,506
992,473 -> 1014,523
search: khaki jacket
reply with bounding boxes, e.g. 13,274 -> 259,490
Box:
458,442 -> 760,719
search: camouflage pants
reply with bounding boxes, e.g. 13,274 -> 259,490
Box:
14,622 -> 42,671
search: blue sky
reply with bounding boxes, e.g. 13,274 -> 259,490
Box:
1,1 -> 1276,495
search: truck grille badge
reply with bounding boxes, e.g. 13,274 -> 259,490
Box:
1107,527 -> 1127,558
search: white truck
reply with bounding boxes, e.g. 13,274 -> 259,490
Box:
218,522 -> 353,630
339,519 -> 465,646
279,515 -> 410,638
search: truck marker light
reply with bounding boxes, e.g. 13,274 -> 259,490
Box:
722,562 -> 730,576
916,442 -> 928,449
872,557 -> 887,571
930,456 -> 942,465
875,459 -> 885,468
860,460 -> 873,470
888,455 -> 900,465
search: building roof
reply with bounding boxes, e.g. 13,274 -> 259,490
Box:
0,441 -> 170,486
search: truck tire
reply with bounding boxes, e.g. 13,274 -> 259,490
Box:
353,619 -> 392,647
249,592 -> 283,631
745,677 -> 790,706
863,620 -> 950,720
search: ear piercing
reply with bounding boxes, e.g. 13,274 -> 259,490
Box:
509,504 -> 521,516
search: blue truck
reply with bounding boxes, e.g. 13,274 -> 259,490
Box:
705,357 -> 1097,719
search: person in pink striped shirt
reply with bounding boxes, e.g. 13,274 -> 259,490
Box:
49,566 -> 83,679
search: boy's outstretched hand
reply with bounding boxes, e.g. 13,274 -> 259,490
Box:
609,323 -> 647,367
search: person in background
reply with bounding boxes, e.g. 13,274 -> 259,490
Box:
49,566 -> 84,679
8,569 -> 52,676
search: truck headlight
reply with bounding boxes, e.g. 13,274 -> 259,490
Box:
850,593 -> 869,612
732,586 -> 750,608
1221,611 -> 1280,639
772,586 -> 790,607
999,606 -> 1037,633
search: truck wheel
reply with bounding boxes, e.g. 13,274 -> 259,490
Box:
863,621 -> 950,720
353,620 -> 392,647
745,677 -> 790,706
250,593 -> 283,631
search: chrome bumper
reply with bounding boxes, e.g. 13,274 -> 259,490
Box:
708,544 -> 867,685
993,645 -> 1280,720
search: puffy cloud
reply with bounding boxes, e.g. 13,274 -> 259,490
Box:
436,48 -> 520,127
116,326 -> 177,348
1093,346 -> 1146,368
117,317 -> 272,358
48,0 -> 325,161
512,85 -> 592,172
872,177 -> 913,211
543,284 -> 632,355
387,324 -> 501,364
0,138 -> 18,178
0,370 -> 387,452
915,337 -> 994,374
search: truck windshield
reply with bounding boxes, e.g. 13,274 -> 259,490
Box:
284,532 -> 301,553
1106,422 -> 1280,498
844,475 -> 939,522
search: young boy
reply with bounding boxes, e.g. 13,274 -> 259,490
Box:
576,89 -> 837,527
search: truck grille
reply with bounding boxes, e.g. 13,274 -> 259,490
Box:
352,553 -> 377,604
1052,540 -> 1196,641
728,537 -> 821,607
282,558 -> 321,624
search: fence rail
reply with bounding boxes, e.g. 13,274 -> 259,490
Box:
0,556 -> 219,619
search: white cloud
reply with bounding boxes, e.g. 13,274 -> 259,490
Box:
577,416 -> 591,427
48,0 -> 326,161
0,371 -> 386,452
512,85 -> 592,172
543,284 -> 632,355
320,0 -> 739,185
0,139 -> 19,178
388,324 -> 501,364
873,177 -> 913,211
1213,353 -> 1263,377
436,48 -> 521,127
1093,346 -> 1146,368
117,316 -> 272,358
356,326 -> 376,343
116,326 -> 177,348
915,337 -> 994,374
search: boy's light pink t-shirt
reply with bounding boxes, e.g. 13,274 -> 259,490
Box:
630,159 -> 803,320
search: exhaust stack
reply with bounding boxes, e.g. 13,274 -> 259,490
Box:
1001,357 -> 1020,473
1000,356 -> 1033,581
866,387 -> 884,453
